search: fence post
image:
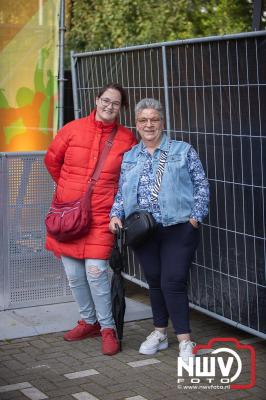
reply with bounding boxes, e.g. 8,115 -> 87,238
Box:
0,155 -> 10,310
162,45 -> 171,134
71,51 -> 81,120
58,0 -> 66,129
253,0 -> 263,30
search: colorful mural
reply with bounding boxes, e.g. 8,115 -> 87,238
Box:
0,0 -> 59,151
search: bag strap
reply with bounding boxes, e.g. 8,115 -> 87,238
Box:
150,140 -> 171,202
88,127 -> 117,190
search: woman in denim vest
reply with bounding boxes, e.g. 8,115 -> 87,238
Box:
109,98 -> 209,363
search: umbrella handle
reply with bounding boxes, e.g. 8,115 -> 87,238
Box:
114,224 -> 124,253
114,223 -> 122,238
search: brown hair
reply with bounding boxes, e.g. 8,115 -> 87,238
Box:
97,83 -> 129,109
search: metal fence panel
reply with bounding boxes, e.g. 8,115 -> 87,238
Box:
71,31 -> 266,338
0,153 -> 72,310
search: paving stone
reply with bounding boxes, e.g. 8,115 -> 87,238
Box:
164,395 -> 191,400
22,348 -> 42,357
24,363 -> 51,371
80,382 -> 109,397
81,375 -> 116,387
4,375 -> 33,385
2,360 -> 25,370
64,370 -> 99,379
25,379 -> 57,392
0,342 -> 30,349
165,392 -> 192,400
141,378 -> 173,392
29,341 -> 50,350
0,382 -> 32,392
45,385 -> 84,397
0,354 -> 17,362
110,382 -> 148,393
0,393 -> 29,400
89,373 -> 128,385
230,385 -> 266,400
127,358 -> 160,368
12,353 -> 39,363
0,368 -> 17,380
11,338 -> 33,344
100,368 -> 126,378
42,342 -> 70,351
0,377 -> 8,385
185,390 -> 216,400
20,386 -> 48,400
72,392 -> 100,400
34,351 -> 66,360
214,390 -> 251,399
0,350 -> 24,358
37,361 -> 70,373
64,350 -> 90,360
101,390 -> 140,400
49,396 -> 73,400
130,386 -> 164,400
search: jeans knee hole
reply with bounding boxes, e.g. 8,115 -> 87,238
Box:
87,265 -> 104,278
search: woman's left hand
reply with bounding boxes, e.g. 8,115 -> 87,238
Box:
189,218 -> 199,228
109,217 -> 123,234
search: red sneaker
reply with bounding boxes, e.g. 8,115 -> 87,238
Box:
64,320 -> 101,341
101,328 -> 120,355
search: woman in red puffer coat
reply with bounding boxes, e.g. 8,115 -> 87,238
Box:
44,83 -> 137,355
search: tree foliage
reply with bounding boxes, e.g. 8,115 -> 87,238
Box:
66,0 -> 257,54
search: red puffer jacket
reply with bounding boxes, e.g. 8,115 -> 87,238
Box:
44,110 -> 137,259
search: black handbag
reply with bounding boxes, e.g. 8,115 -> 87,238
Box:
124,211 -> 157,247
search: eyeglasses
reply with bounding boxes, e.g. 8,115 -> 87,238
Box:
137,118 -> 161,126
100,97 -> 121,110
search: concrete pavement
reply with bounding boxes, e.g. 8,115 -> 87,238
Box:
0,309 -> 265,400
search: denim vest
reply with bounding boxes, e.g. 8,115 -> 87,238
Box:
121,134 -> 194,226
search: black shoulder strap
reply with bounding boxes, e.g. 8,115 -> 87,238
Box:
150,140 -> 171,202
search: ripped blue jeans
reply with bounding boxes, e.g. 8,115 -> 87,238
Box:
61,256 -> 114,329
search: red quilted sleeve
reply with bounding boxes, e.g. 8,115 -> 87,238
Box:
44,125 -> 70,184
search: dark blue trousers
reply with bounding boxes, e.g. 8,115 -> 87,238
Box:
134,222 -> 200,335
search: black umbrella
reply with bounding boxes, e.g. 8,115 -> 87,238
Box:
109,225 -> 126,351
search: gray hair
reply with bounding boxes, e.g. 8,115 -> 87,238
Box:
135,98 -> 164,119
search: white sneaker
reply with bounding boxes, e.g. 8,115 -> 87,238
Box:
179,340 -> 196,363
139,330 -> 168,355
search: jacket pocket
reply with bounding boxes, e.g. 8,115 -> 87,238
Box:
122,161 -> 137,172
166,154 -> 182,163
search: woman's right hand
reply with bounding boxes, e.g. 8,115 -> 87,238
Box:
109,217 -> 123,234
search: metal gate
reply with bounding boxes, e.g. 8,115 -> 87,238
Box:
0,153 -> 72,310
70,31 -> 266,338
